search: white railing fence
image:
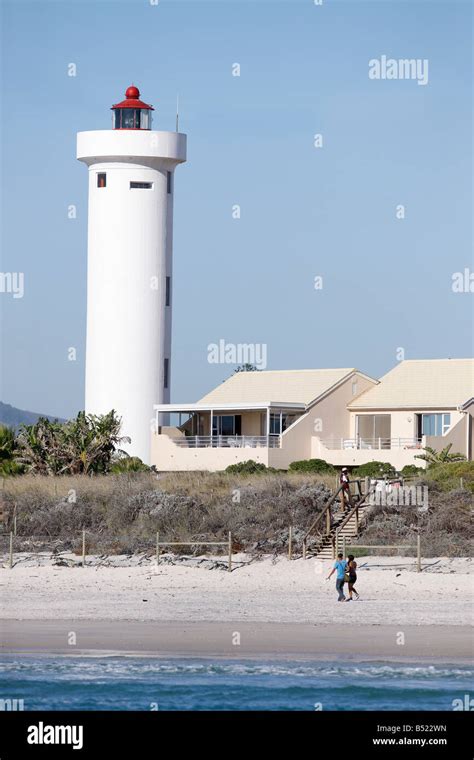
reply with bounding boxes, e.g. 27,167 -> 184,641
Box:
171,435 -> 282,449
320,437 -> 422,451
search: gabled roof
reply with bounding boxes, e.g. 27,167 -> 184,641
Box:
348,359 -> 474,410
198,368 -> 370,407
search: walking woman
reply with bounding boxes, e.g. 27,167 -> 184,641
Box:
346,554 -> 360,601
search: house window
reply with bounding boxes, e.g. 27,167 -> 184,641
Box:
356,414 -> 391,448
418,413 -> 451,437
165,276 -> 170,306
167,171 -> 172,194
269,412 -> 294,435
130,181 -> 153,189
97,173 -> 106,188
352,380 -> 358,396
270,413 -> 281,435
164,358 -> 169,390
212,415 -> 242,436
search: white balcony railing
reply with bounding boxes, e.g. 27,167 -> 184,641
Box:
320,437 -> 422,451
172,435 -> 282,449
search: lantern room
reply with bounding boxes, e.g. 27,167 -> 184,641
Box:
111,85 -> 154,130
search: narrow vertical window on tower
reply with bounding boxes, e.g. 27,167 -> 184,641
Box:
165,277 -> 171,306
167,171 -> 172,194
164,358 -> 169,389
97,173 -> 106,188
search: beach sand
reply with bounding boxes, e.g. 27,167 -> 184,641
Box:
1,555 -> 472,660
1,620 -> 472,662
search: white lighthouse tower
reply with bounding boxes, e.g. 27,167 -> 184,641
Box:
77,85 -> 187,463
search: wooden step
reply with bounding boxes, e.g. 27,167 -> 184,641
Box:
304,489 -> 376,560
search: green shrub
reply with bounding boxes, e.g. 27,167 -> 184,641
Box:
353,461 -> 396,478
288,458 -> 336,474
110,456 -> 150,473
14,410 -> 128,475
0,425 -> 23,477
225,460 -> 269,474
400,464 -> 424,478
424,461 -> 474,493
0,459 -> 24,477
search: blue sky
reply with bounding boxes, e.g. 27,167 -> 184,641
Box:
0,0 -> 472,418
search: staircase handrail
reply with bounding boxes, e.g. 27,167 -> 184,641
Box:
303,479 -> 366,543
334,484 -> 377,555
303,484 -> 344,543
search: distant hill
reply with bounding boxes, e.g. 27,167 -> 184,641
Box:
0,401 -> 66,429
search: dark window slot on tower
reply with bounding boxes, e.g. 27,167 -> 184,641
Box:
97,173 -> 106,188
165,276 -> 171,306
167,171 -> 172,194
164,358 -> 169,389
130,182 -> 153,189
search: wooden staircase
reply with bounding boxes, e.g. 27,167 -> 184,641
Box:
302,479 -> 375,561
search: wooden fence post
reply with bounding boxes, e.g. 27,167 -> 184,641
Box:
288,526 -> 293,561
9,531 -> 13,569
82,529 -> 86,567
228,531 -> 232,573
156,531 -> 160,565
417,534 -> 421,573
303,538 -> 307,561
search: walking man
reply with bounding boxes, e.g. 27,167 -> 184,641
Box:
327,552 -> 347,601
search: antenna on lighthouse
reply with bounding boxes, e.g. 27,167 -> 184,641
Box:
176,94 -> 179,132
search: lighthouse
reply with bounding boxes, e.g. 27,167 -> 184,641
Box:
77,86 -> 187,463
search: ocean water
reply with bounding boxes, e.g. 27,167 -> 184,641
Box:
0,657 -> 472,711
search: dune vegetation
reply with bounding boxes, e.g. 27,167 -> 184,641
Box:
0,461 -> 472,558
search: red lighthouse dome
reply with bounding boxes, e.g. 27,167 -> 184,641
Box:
112,85 -> 154,130
125,85 -> 140,99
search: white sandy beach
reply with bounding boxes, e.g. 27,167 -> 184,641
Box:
0,554 -> 472,627
1,555 -> 472,660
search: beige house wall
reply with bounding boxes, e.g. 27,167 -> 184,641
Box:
456,404 -> 474,460
241,411 -> 263,435
425,413 -> 470,458
312,438 -> 425,469
161,426 -> 184,438
269,372 -> 375,469
150,432 -> 271,471
267,413 -> 311,469
470,407 -> 474,460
